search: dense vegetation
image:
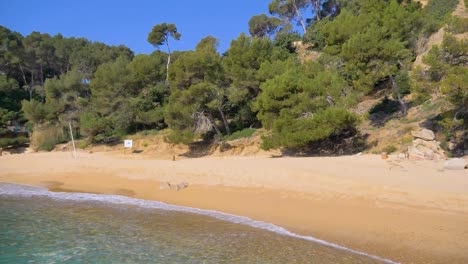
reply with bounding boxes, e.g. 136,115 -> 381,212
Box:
0,0 -> 465,153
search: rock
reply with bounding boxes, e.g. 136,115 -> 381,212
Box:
411,129 -> 435,141
397,153 -> 407,160
444,158 -> 468,170
408,146 -> 425,160
448,141 -> 457,151
408,136 -> 446,161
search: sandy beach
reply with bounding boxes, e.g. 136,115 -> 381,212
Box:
1,151 -> 467,263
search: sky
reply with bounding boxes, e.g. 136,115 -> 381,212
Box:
0,0 -> 272,54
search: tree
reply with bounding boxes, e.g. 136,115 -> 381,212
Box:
166,36 -> 230,142
254,61 -> 358,149
147,23 -> 181,84
269,0 -> 310,34
88,56 -> 137,137
223,34 -> 274,128
248,14 -> 283,38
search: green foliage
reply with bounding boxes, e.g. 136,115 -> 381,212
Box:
4,1 -> 459,155
0,137 -> 29,148
440,66 -> 468,114
224,128 -> 256,141
424,0 -> 459,22
166,36 -> 230,142
147,23 -> 181,47
273,32 -> 302,53
383,145 -> 397,154
21,99 -> 50,124
224,34 -> 274,127
422,35 -> 467,115
255,58 -> 359,149
79,111 -> 107,139
78,140 -> 89,149
394,71 -> 411,97
262,108 -> 359,149
421,0 -> 459,34
447,16 -> 468,34
248,14 -> 283,38
318,0 -> 422,92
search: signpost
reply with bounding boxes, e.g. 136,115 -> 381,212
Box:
124,139 -> 133,153
69,122 -> 77,159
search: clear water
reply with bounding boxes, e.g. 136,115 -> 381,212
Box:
0,183 -> 393,263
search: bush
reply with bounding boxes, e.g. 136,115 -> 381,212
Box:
447,16 -> 468,34
383,145 -> 397,154
265,108 -> 359,149
424,0 -> 459,21
0,137 -> 29,148
422,0 -> 459,34
224,128 -> 256,141
80,112 -> 107,139
78,140 -> 89,149
31,124 -> 65,151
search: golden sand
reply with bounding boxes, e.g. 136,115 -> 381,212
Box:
1,151 -> 467,263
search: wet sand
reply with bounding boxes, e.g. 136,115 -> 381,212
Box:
1,151 -> 467,263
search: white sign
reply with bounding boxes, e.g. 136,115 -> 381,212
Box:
124,140 -> 133,148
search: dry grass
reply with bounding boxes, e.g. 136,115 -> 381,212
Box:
31,124 -> 65,151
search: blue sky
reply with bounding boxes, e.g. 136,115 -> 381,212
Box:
0,0 -> 272,54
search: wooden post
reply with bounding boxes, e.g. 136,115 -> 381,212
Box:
69,122 -> 77,159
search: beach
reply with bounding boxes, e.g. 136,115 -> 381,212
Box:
0,151 -> 467,263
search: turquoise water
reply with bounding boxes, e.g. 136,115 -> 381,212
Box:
0,183 -> 392,263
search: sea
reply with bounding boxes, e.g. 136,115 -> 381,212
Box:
0,183 -> 395,263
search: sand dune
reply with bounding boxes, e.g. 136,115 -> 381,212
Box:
1,151 -> 467,263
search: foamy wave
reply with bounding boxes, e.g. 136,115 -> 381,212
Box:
0,183 -> 398,264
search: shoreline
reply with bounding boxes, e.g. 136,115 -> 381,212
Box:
1,151 -> 467,263
1,182 -> 397,264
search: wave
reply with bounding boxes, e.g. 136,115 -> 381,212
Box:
0,183 -> 398,264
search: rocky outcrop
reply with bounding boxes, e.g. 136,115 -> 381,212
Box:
408,129 -> 446,160
411,128 -> 435,141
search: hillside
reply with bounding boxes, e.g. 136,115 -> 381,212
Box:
1,0 -> 466,158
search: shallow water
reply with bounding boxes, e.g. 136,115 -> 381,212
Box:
0,183 -> 391,263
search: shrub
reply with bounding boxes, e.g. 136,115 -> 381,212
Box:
78,140 -> 89,149
80,112 -> 107,139
0,137 -> 29,148
224,128 -> 256,141
266,108 -> 359,149
383,145 -> 397,154
447,16 -> 468,34
31,124 -> 65,151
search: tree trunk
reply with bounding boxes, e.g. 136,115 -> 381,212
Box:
218,106 -> 230,135
207,113 -> 222,137
166,54 -> 171,84
19,64 -> 28,87
313,0 -> 321,21
390,76 -> 407,115
165,39 -> 171,85
292,1 -> 307,34
40,64 -> 44,85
